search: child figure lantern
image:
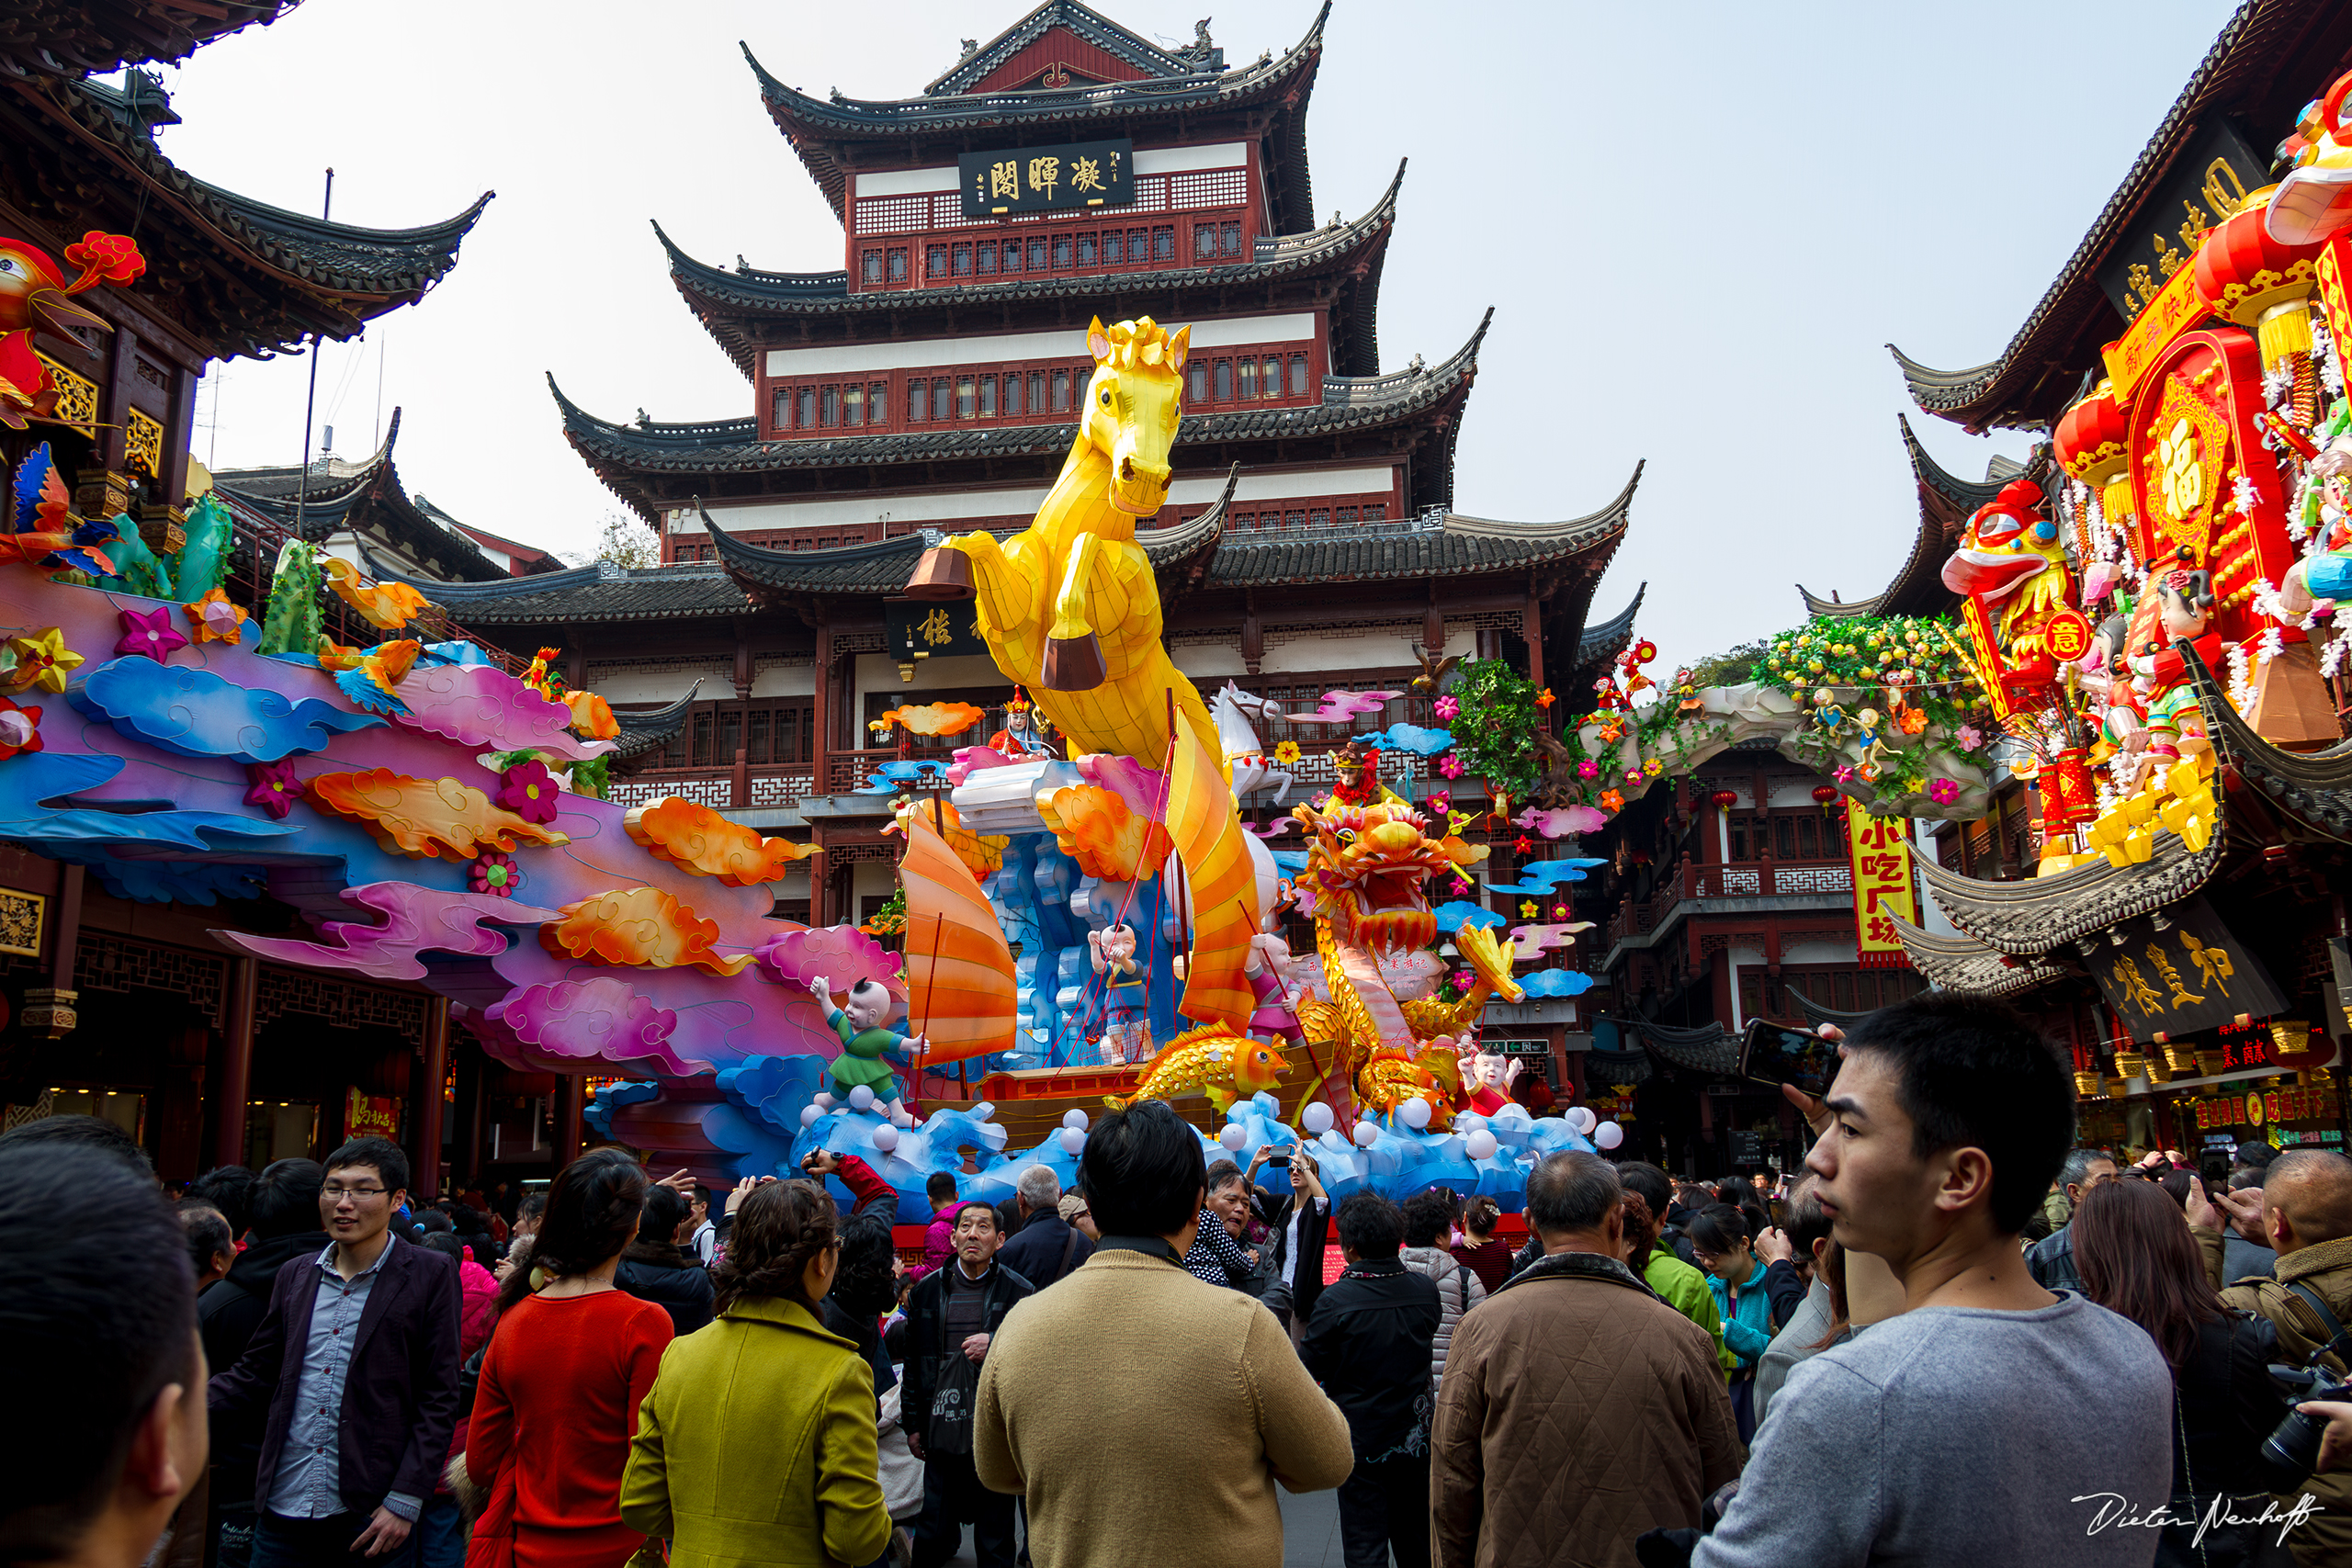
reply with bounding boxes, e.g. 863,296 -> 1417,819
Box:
806,974 -> 926,1116
1087,923 -> 1150,1066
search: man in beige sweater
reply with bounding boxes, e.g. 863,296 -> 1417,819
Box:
975,1101 -> 1353,1568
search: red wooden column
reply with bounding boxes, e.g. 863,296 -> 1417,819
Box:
555,1075 -> 586,1168
211,957 -> 259,1169
1521,591 -> 1544,690
811,619 -> 832,797
413,996 -> 449,1200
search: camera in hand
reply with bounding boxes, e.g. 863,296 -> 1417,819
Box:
1266,1152 -> 1290,1168
1737,1020 -> 1838,1100
2257,1349 -> 2352,1489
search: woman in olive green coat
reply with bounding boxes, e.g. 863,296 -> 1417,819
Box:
620,1180 -> 890,1568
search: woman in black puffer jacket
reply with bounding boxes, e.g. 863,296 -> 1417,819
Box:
2073,1179 -> 2295,1568
614,1182 -> 717,1335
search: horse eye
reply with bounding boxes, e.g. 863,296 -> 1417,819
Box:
1098,388 -> 1111,406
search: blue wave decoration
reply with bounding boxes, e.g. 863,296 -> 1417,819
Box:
1351,723 -> 1455,757
1432,899 -> 1506,931
1516,969 -> 1594,998
1488,857 -> 1606,895
70,658 -> 386,763
0,752 -> 299,852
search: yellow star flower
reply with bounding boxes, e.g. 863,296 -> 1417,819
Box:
5,627 -> 84,694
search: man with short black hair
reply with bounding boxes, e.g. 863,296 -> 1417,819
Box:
2021,1146 -> 2119,1292
975,1101 -> 1350,1568
0,1111 -> 153,1173
1689,995 -> 2170,1567
683,1182 -> 715,1265
905,1201 -> 1030,1568
1,1143 -> 206,1568
187,1166 -> 259,1242
1303,1193 -> 1440,1568
1751,1176 -> 1839,1427
209,1137 -> 461,1568
1434,1152 -> 1739,1566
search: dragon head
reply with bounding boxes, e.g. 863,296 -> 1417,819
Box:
1940,479 -> 2068,604
1292,798 -> 1482,956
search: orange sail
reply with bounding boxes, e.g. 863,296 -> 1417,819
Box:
1166,715 -> 1257,1032
899,809 -> 1018,1064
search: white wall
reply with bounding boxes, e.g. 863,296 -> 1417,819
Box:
1782,937 -> 1859,966
763,311 -> 1316,378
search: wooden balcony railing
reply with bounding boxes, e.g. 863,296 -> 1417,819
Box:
605,763 -> 814,811
1605,858 -> 1855,947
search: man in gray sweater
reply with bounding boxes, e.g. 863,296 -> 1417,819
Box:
1690,995 -> 2172,1568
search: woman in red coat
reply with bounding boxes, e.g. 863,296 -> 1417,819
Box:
465,1150 -> 675,1568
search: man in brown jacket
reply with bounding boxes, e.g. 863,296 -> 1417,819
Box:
2189,1149 -> 2352,1568
1430,1151 -> 1742,1568
974,1100 -> 1352,1568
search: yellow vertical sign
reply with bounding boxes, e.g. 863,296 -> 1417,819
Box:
1845,800 -> 1918,968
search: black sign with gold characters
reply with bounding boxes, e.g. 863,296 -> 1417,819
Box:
2095,119 -> 2270,322
885,596 -> 989,661
958,139 -> 1135,218
2088,895 -> 2288,1041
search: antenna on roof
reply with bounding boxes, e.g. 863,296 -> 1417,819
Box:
292,167 -> 334,548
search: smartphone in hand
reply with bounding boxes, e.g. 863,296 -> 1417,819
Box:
1738,1019 -> 1839,1100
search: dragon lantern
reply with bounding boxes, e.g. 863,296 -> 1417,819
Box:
1287,796 -> 1522,1128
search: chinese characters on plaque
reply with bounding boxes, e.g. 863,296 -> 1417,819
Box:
958,138 -> 1135,218
884,596 -> 989,660
2086,897 -> 2288,1041
1842,800 -> 1918,966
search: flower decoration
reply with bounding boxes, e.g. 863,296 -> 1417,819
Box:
115,605 -> 187,662
1520,900 -> 1540,919
1857,761 -> 1882,783
1513,835 -> 1535,855
469,851 -> 523,897
0,695 -> 42,760
1432,694 -> 1461,720
1437,751 -> 1464,780
1273,739 -> 1302,766
1535,687 -> 1555,709
494,759 -> 561,824
242,760 -> 303,819
1623,768 -> 1644,785
4,627 -> 82,694
1598,722 -> 1624,744
1644,757 -> 1664,777
1448,874 -> 1472,897
1599,789 -> 1624,812
1896,706 -> 1928,735
1428,789 -> 1452,816
1928,778 -> 1961,806
1956,725 -> 1984,751
1552,903 -> 1570,920
1576,759 -> 1600,781
181,587 -> 247,646
1834,764 -> 1856,784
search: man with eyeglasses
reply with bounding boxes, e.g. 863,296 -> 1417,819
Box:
2020,1146 -> 2119,1294
209,1136 -> 461,1568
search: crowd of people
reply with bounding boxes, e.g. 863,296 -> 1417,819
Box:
13,994 -> 2352,1568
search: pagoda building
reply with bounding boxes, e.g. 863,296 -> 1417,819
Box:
392,0 -> 1645,1100
0,9 -> 507,1187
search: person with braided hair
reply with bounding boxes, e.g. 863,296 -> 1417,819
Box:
462,1151 -> 673,1568
621,1179 -> 891,1568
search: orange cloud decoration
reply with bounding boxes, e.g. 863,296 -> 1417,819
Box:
307,768 -> 571,861
321,556 -> 434,630
1036,784 -> 1170,882
625,796 -> 816,886
877,701 -> 986,737
564,691 -> 618,740
542,886 -> 753,976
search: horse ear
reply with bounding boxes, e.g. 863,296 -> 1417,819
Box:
1167,323 -> 1191,374
1087,317 -> 1112,363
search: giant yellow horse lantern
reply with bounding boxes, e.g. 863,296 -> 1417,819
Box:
908,316 -> 1219,764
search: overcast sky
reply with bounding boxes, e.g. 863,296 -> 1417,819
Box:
145,0 -> 2242,672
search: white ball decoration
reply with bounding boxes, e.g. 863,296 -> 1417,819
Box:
1567,1107 -> 1598,1134
1464,1130 -> 1498,1161
1218,1123 -> 1249,1151
1456,1113 -> 1487,1134
846,1084 -> 876,1111
1398,1098 -> 1433,1131
1595,1120 -> 1624,1150
798,1105 -> 821,1128
1061,1109 -> 1089,1131
1300,1101 -> 1335,1135
1057,1126 -> 1085,1155
1352,1122 -> 1381,1148
869,1124 -> 899,1154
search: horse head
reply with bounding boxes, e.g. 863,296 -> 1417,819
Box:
1082,315 -> 1190,517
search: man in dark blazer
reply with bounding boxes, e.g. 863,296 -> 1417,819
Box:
1248,1145 -> 1333,1340
209,1137 -> 460,1568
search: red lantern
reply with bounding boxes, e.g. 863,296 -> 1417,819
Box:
1811,784 -> 1838,818
2053,385 -> 2130,489
1709,789 -> 1738,814
2193,205 -> 2327,372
